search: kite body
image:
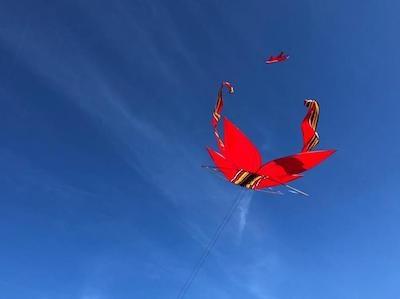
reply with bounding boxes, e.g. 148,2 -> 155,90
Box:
266,51 -> 289,64
207,82 -> 335,192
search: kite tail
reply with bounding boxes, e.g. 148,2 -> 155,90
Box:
301,99 -> 320,152
212,81 -> 234,149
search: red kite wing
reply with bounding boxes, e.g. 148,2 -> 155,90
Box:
257,150 -> 335,177
206,148 -> 238,181
254,174 -> 303,189
222,118 -> 262,173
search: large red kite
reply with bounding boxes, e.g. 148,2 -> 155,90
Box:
206,82 -> 335,195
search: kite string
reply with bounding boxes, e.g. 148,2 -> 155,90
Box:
176,190 -> 246,299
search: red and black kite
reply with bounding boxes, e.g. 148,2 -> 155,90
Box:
206,82 -> 335,195
266,51 -> 289,64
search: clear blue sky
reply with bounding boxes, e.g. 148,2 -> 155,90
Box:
1,0 -> 399,298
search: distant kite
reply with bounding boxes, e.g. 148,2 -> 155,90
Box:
266,51 -> 289,64
206,82 -> 335,196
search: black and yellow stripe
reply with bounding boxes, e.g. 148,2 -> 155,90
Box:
212,90 -> 223,125
211,82 -> 233,150
305,99 -> 320,130
213,110 -> 221,123
231,170 -> 263,189
303,99 -> 320,152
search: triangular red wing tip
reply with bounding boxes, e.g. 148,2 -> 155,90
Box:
206,147 -> 222,157
321,149 -> 337,156
308,149 -> 336,155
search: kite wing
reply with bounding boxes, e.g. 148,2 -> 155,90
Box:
253,150 -> 335,189
222,118 -> 262,173
206,148 -> 238,181
258,150 -> 335,176
254,174 -> 303,189
210,82 -> 262,173
206,118 -> 263,188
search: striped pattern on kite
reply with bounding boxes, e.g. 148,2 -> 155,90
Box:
230,170 -> 263,189
211,81 -> 234,149
301,99 -> 320,152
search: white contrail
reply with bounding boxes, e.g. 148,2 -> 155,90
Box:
238,191 -> 253,239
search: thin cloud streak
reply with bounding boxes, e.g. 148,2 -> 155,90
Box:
238,191 -> 253,239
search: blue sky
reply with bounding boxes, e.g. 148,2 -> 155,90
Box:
1,0 -> 400,298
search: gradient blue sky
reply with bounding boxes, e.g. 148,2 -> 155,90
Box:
1,0 -> 400,298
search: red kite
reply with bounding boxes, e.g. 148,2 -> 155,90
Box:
266,51 -> 289,64
206,82 -> 335,195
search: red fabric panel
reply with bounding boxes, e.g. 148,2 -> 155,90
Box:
301,120 -> 315,149
257,150 -> 336,177
206,148 -> 238,181
254,174 -> 303,189
222,118 -> 262,172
